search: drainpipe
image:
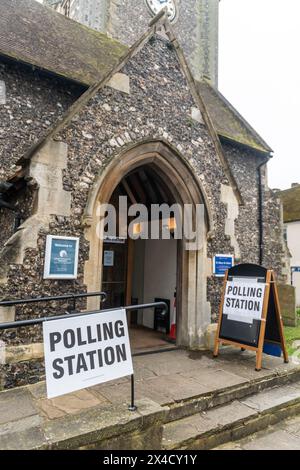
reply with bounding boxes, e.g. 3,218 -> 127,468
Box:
257,157 -> 269,266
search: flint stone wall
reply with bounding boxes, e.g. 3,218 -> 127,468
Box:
0,35 -> 284,387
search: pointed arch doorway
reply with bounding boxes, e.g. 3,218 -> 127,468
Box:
83,141 -> 211,350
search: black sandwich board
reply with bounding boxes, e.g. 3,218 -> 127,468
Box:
213,263 -> 288,370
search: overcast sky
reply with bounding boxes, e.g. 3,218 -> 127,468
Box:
219,0 -> 300,190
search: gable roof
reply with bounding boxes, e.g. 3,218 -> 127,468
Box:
0,1 -> 271,157
279,186 -> 300,223
0,0 -> 127,86
0,9 -> 242,205
197,80 -> 272,155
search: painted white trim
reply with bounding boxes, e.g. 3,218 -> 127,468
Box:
43,235 -> 79,280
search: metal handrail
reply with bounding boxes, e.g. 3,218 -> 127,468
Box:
0,291 -> 107,315
0,301 -> 167,330
0,298 -> 168,412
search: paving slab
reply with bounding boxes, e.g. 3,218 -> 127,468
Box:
181,368 -> 248,392
95,381 -> 146,405
0,348 -> 300,450
162,413 -> 216,448
135,350 -> 203,376
140,373 -> 207,403
201,400 -> 257,427
278,415 -> 300,436
0,388 -> 38,425
0,415 -> 43,436
28,381 -> 47,400
241,384 -> 300,412
163,400 -> 257,449
241,429 -> 300,450
0,425 -> 46,450
37,389 -> 103,417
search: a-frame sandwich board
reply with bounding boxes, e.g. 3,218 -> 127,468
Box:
213,263 -> 288,371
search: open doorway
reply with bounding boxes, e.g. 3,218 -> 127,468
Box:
101,165 -> 178,352
84,141 -> 210,350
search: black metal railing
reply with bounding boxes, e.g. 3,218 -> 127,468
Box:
0,291 -> 107,313
0,294 -> 168,411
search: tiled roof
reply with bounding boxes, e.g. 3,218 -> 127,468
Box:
0,0 -> 127,86
197,80 -> 272,154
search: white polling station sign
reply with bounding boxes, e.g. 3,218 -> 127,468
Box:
223,281 -> 266,324
43,309 -> 133,399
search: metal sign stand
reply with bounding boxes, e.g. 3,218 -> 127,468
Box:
0,294 -> 167,412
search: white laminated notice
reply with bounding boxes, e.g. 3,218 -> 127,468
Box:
223,281 -> 266,324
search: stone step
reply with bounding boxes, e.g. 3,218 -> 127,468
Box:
162,380 -> 300,450
164,365 -> 300,423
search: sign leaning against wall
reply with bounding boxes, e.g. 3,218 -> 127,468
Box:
43,309 -> 133,398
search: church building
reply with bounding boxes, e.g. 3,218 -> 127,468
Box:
0,0 -> 287,388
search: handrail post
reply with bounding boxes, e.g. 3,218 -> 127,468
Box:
128,374 -> 137,412
0,298 -> 168,413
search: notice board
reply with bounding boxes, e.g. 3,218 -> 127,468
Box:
214,263 -> 288,371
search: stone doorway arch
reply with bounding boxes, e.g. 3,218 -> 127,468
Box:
83,140 -> 212,348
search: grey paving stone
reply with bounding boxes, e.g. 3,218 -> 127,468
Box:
0,388 -> 38,425
163,400 -> 257,449
181,368 -> 248,392
202,400 -> 257,427
134,350 -> 202,376
28,381 -> 47,400
0,425 -> 46,450
241,430 -> 300,450
241,384 -> 300,412
0,414 -> 43,436
279,415 -> 300,436
163,413 -> 217,448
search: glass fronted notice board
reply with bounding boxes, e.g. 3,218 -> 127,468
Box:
213,263 -> 288,371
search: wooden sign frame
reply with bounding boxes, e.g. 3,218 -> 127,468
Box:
213,268 -> 288,371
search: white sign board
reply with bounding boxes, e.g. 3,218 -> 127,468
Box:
223,281 -> 266,324
43,309 -> 133,398
103,250 -> 114,267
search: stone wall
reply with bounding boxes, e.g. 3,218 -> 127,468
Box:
108,0 -> 219,85
48,0 -> 220,86
0,60 -> 82,181
0,208 -> 15,249
0,33 -> 284,387
0,185 -> 36,250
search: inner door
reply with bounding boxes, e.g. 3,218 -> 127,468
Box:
102,240 -> 128,309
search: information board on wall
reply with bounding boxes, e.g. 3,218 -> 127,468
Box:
213,254 -> 234,277
44,235 -> 79,280
43,309 -> 133,398
213,263 -> 288,371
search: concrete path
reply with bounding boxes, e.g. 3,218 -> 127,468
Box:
215,415 -> 300,450
27,348 -> 297,415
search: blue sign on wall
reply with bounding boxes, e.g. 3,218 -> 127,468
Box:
291,267 -> 300,273
213,254 -> 234,277
44,235 -> 79,279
